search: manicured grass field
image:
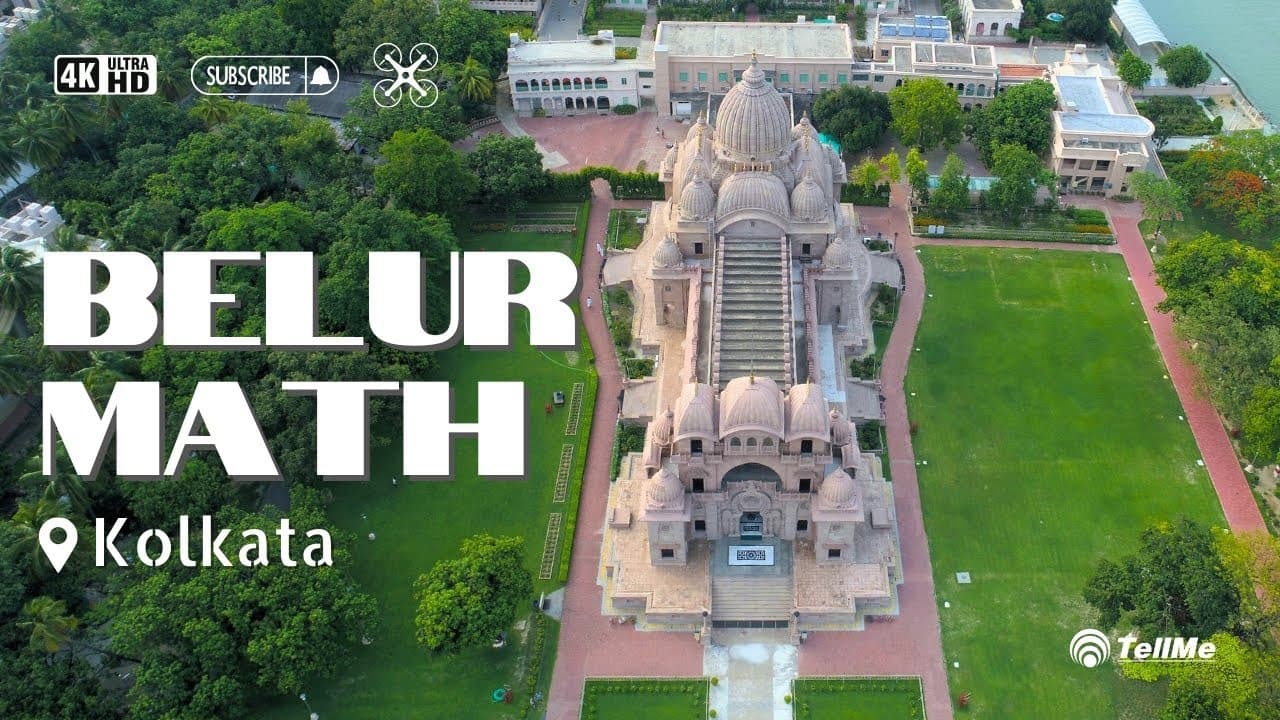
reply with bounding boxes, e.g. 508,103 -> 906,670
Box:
607,208 -> 647,249
581,678 -> 709,720
791,677 -> 924,720
254,219 -> 596,719
584,8 -> 647,37
909,247 -> 1224,719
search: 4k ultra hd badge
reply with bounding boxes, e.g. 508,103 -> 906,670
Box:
54,54 -> 157,95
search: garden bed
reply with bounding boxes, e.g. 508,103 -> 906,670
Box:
791,677 -> 924,720
581,678 -> 709,720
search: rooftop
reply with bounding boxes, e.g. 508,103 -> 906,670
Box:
508,34 -> 618,66
877,14 -> 950,42
656,21 -> 852,58
969,0 -> 1020,9
1053,74 -> 1153,136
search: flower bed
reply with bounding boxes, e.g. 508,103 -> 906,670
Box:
581,678 -> 709,720
791,677 -> 924,720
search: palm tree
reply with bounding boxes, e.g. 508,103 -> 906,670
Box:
0,245 -> 42,316
47,224 -> 92,252
71,351 -> 138,404
43,97 -> 93,144
21,442 -> 92,518
9,108 -> 69,169
18,597 -> 80,654
0,142 -> 21,184
451,57 -> 493,103
190,93 -> 237,129
0,341 -> 38,408
10,496 -> 67,577
153,54 -> 187,102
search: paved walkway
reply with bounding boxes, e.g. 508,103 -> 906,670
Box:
546,182 -> 703,720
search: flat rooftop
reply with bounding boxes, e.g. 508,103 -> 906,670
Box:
508,37 -> 615,65
656,21 -> 852,58
1053,74 -> 1153,135
878,14 -> 950,42
970,0 -> 1019,9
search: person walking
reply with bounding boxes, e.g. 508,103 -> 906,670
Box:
586,296 -> 593,309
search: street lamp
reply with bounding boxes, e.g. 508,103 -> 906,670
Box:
299,693 -> 318,720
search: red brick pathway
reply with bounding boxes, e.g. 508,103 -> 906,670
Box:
546,182 -> 703,720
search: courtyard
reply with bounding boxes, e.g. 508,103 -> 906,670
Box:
907,246 -> 1224,718
255,212 -> 596,720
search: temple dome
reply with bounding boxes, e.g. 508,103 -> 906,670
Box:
716,171 -> 790,218
829,408 -> 851,445
786,383 -> 829,440
715,57 -> 793,160
678,172 -> 715,220
646,467 -> 685,507
823,235 -> 856,269
790,171 -> 828,222
720,375 -> 785,438
673,383 -> 717,441
792,113 -> 815,139
652,235 -> 684,269
819,467 -> 857,507
680,152 -> 711,190
652,408 -> 674,445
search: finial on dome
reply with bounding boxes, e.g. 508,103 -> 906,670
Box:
751,49 -> 758,63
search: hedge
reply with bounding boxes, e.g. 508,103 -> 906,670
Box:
556,370 -> 597,584
518,613 -> 549,719
841,182 -> 891,205
539,166 -> 663,200
613,103 -> 638,115
916,227 -> 1115,244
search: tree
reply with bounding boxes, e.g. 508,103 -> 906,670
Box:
1121,632 -> 1280,720
1217,531 -> 1280,643
18,596 -> 79,654
466,135 -> 548,211
276,0 -> 348,55
810,85 -> 891,154
879,150 -> 902,185
889,78 -> 964,151
3,18 -> 80,81
930,152 -> 969,217
1158,45 -> 1213,88
374,128 -> 477,216
0,646 -> 123,720
905,147 -> 929,200
1055,0 -> 1119,44
1117,50 -> 1153,90
450,56 -> 494,102
985,143 -> 1044,218
9,496 -> 68,578
0,246 -> 41,316
21,442 -> 93,518
969,79 -> 1057,167
413,534 -> 533,653
1241,387 -> 1280,466
341,84 -> 469,149
189,94 -> 239,129
1130,171 -> 1187,238
1083,517 -> 1240,639
852,158 -> 881,196
9,108 -> 69,169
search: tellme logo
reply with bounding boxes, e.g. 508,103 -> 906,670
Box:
37,516 -> 333,572
1069,628 -> 1217,668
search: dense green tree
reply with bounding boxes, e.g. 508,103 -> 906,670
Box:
930,152 -> 969,216
432,0 -> 508,74
905,146 -> 929,199
466,134 -> 548,211
1156,232 -> 1280,329
889,77 -> 963,151
1117,50 -> 1153,90
852,158 -> 881,196
1241,387 -> 1280,465
9,107 -> 69,169
3,19 -> 80,81
1123,632 -> 1280,720
879,150 -> 901,184
196,201 -> 319,253
1084,517 -> 1240,638
0,648 -> 123,720
1131,171 -> 1187,238
341,84 -> 469,149
189,94 -> 239,129
334,0 -> 437,70
211,4 -> 300,56
1158,45 -> 1213,88
374,128 -> 477,215
9,496 -> 67,578
810,85 -> 891,154
17,596 -> 79,654
450,56 -> 494,102
0,246 -> 41,315
413,534 -> 533,652
1053,0 -> 1118,44
984,143 -> 1044,217
969,79 -> 1057,167
277,0 -> 349,55
20,442 -> 93,518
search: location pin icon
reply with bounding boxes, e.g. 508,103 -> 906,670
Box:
38,518 -> 78,574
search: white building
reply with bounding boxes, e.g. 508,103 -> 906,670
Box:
507,31 -> 647,117
469,0 -> 539,15
958,0 -> 1023,42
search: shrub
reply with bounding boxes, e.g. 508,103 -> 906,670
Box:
615,46 -> 638,60
624,357 -> 654,378
710,676 -> 719,686
1069,207 -> 1107,224
613,103 -> 638,115
1070,223 -> 1112,234
709,711 -> 717,718
784,694 -> 792,704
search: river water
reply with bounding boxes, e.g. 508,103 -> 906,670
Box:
1143,0 -> 1279,121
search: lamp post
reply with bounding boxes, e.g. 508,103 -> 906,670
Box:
299,693 -> 318,720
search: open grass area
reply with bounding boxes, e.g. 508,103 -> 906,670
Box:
254,217 -> 596,720
607,208 -> 647,249
791,677 -> 924,720
581,678 -> 709,720
584,8 -> 647,37
909,247 -> 1224,719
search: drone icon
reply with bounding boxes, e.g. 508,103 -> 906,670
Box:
372,42 -> 439,108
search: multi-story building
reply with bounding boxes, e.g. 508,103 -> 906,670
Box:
507,31 -> 646,117
957,0 -> 1023,42
1048,46 -> 1155,197
468,0 -> 540,15
870,14 -> 951,60
853,41 -> 1000,110
654,22 -> 854,117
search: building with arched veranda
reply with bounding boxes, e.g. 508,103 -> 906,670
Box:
599,56 -> 904,638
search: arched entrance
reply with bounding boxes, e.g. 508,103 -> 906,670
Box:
723,462 -> 781,485
721,462 -> 784,538
739,511 -> 764,540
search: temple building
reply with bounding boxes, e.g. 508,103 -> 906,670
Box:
599,56 -> 904,638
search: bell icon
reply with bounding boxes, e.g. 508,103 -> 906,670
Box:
310,65 -> 332,86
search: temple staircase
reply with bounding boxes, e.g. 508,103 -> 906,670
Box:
711,575 -> 794,622
711,238 -> 793,388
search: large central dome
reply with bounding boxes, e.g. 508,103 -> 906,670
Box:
715,57 -> 793,161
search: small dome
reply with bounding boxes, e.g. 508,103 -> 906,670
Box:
819,467 -> 857,507
715,57 -> 793,160
673,383 -> 717,440
646,467 -> 685,507
652,235 -> 684,269
786,383 -> 829,440
680,153 -> 711,190
823,235 -> 856,270
652,408 -> 674,445
678,172 -> 715,220
720,375 -> 785,438
790,171 -> 828,222
716,171 -> 790,218
830,408 -> 851,445
792,113 -> 815,139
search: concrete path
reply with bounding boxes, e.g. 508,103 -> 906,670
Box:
545,182 -> 703,720
540,0 -> 586,41
705,634 -> 797,720
493,87 -> 568,169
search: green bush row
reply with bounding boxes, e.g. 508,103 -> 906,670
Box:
518,613 -> 549,719
915,227 -> 1115,244
556,371 -> 597,584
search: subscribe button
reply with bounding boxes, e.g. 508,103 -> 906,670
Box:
191,56 -> 340,96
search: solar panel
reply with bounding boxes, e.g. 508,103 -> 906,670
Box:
932,29 -> 948,39
883,26 -> 897,36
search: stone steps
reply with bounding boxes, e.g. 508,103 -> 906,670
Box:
714,238 -> 792,388
711,576 -> 794,621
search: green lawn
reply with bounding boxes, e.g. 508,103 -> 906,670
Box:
607,208 -> 647,249
581,678 -> 709,720
909,247 -> 1224,719
254,222 -> 596,719
584,8 -> 647,37
791,677 -> 924,720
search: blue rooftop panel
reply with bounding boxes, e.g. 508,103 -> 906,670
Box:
882,26 -> 897,35
932,29 -> 948,39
